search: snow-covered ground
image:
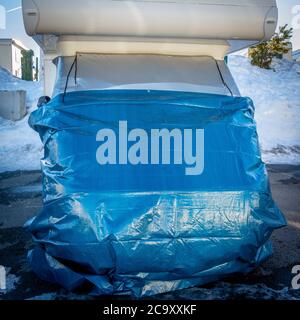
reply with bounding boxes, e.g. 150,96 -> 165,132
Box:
229,55 -> 300,164
0,116 -> 43,172
0,67 -> 42,108
0,67 -> 43,172
0,56 -> 299,173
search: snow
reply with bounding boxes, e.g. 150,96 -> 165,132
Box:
0,116 -> 43,172
0,67 -> 43,172
0,56 -> 300,173
229,55 -> 300,164
0,67 -> 42,108
0,267 -> 20,295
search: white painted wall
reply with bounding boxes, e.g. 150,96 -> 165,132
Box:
0,40 -> 25,78
0,41 -> 13,74
11,44 -> 23,78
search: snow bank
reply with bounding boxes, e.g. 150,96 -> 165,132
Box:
0,67 -> 43,172
229,56 -> 300,164
0,116 -> 43,172
0,67 -> 42,108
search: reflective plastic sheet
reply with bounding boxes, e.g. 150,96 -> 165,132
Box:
52,55 -> 239,97
26,90 -> 286,297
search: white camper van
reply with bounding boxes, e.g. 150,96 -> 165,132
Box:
22,1 -> 286,298
22,0 -> 278,99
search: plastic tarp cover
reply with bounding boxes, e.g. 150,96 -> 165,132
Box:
27,90 -> 286,297
52,54 -> 240,97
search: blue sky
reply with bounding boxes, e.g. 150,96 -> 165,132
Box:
0,0 -> 299,56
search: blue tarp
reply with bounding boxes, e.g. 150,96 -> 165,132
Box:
26,90 -> 286,297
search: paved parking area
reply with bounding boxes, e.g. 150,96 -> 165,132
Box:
0,165 -> 299,300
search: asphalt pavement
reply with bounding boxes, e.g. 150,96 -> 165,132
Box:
0,165 -> 299,300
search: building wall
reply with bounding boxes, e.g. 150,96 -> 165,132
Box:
0,42 -> 13,73
0,40 -> 26,78
11,44 -> 23,78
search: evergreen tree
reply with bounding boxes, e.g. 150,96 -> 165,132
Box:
248,25 -> 293,69
21,49 -> 34,81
